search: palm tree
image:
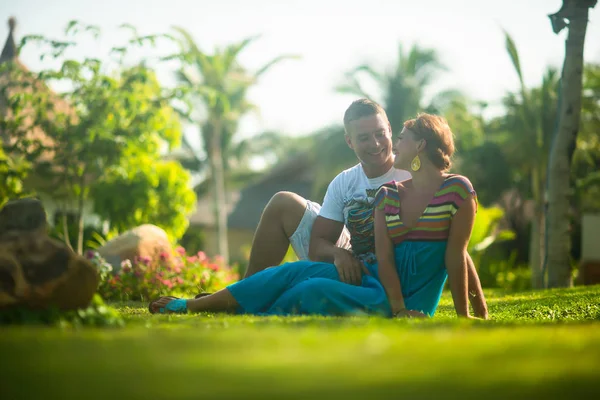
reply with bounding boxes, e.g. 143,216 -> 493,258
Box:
335,43 -> 458,131
498,31 -> 561,288
546,0 -> 597,288
169,28 -> 298,264
321,43 -> 462,182
573,63 -> 600,206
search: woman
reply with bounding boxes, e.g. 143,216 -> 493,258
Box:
149,113 -> 482,319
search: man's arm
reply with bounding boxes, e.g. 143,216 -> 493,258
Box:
308,216 -> 364,285
308,216 -> 344,263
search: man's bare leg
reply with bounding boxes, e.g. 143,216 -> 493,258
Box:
244,191 -> 308,278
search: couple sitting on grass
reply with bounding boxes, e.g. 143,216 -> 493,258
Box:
150,99 -> 489,320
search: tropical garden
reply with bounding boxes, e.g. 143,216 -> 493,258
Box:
1,1 -> 599,398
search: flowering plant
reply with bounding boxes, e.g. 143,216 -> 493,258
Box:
87,246 -> 239,301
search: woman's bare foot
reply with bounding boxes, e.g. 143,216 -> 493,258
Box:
148,296 -> 186,314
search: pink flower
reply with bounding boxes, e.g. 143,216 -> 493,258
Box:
176,246 -> 186,255
159,252 -> 170,261
207,263 -> 220,272
85,250 -> 95,259
200,271 -> 211,285
161,279 -> 173,288
187,256 -> 198,263
214,255 -> 225,265
140,256 -> 152,264
197,251 -> 207,262
173,267 -> 182,274
175,277 -> 184,285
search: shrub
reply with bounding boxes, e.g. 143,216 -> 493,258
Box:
87,247 -> 240,301
477,251 -> 532,291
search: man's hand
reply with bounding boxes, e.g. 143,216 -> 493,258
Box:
333,248 -> 369,286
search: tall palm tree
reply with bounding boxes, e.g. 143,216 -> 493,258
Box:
169,28 -> 298,264
499,31 -> 560,288
546,0 -> 597,288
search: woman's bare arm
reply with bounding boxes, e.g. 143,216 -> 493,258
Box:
374,208 -> 406,315
445,194 -> 477,318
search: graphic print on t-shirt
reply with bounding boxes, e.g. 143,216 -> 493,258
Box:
344,188 -> 380,258
319,163 -> 411,261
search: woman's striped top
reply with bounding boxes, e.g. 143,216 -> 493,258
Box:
373,174 -> 476,244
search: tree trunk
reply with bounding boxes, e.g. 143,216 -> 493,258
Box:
529,166 -> 545,289
529,209 -> 544,288
62,211 -> 73,251
76,184 -> 85,256
547,0 -> 596,288
208,121 -> 230,265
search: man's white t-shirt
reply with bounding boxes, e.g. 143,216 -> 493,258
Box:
319,164 -> 411,257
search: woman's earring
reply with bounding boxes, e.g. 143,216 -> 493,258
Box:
411,155 -> 421,171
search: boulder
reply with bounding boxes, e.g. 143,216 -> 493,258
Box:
0,198 -> 48,236
96,224 -> 173,267
0,198 -> 99,311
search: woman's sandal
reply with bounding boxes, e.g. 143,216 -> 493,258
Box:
148,292 -> 212,314
148,297 -> 188,314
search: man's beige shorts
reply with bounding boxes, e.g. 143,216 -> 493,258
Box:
288,200 -> 351,260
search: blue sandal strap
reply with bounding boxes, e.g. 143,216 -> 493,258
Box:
159,298 -> 188,314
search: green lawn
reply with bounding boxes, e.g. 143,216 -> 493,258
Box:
1,285 -> 599,400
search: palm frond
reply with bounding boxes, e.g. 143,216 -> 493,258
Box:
171,26 -> 202,55
174,68 -> 196,86
351,64 -> 384,83
503,30 -> 526,93
255,54 -> 302,78
427,89 -> 466,113
222,35 -> 261,73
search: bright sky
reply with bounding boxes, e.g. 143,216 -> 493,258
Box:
2,0 -> 600,147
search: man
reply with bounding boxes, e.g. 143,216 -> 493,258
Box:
240,98 -> 488,318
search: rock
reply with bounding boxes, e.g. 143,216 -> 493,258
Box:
0,198 -> 48,237
0,200 -> 99,311
96,224 -> 173,266
0,230 -> 99,310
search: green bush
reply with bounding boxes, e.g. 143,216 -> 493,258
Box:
478,252 -> 532,291
88,247 -> 240,302
0,294 -> 123,327
466,202 -> 531,290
